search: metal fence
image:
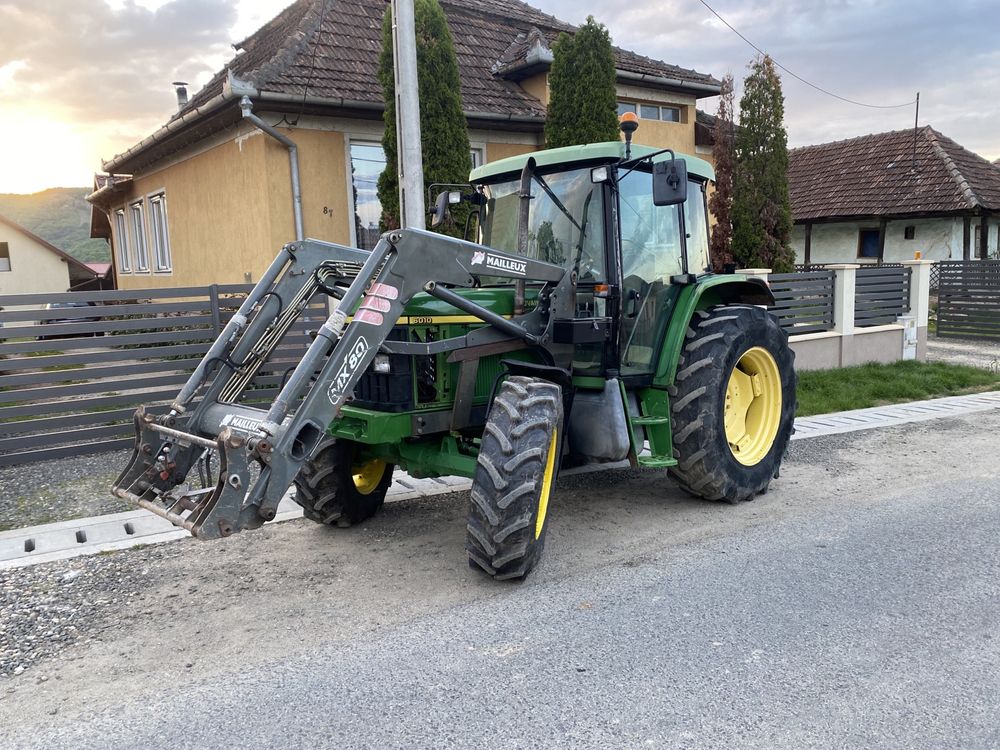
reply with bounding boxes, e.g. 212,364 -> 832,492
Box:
0,285 -> 328,467
854,265 -> 911,326
768,269 -> 836,334
936,260 -> 1000,340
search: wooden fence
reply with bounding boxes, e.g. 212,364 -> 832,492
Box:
854,265 -> 911,326
0,285 -> 328,467
936,260 -> 1000,340
768,269 -> 836,334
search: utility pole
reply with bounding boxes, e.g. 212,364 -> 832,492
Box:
391,0 -> 425,229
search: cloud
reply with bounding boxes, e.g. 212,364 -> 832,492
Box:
0,0 -> 238,135
533,0 -> 1000,158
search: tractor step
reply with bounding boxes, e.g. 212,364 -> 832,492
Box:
629,415 -> 670,426
636,454 -> 676,468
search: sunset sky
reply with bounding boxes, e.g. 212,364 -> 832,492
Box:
0,0 -> 997,194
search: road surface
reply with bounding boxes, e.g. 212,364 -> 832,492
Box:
1,411 -> 997,749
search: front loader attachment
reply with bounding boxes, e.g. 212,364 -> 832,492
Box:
112,229 -> 573,539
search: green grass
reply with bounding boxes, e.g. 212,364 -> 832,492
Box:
796,360 -> 1000,417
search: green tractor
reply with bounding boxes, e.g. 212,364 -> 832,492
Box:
114,123 -> 796,581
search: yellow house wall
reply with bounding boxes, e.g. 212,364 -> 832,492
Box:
114,131 -> 272,290
0,227 -> 72,296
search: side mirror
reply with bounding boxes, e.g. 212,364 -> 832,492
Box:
652,158 -> 688,206
430,190 -> 461,228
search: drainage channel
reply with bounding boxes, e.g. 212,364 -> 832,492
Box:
2,391 -> 998,570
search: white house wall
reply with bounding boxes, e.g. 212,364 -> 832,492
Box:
791,218 -> 967,264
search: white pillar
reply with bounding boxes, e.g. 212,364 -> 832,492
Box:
739,267 -> 771,283
827,263 -> 858,336
900,259 -> 932,327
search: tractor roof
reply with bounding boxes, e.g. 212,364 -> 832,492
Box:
470,142 -> 715,183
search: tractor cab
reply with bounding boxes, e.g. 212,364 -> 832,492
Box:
466,142 -> 716,379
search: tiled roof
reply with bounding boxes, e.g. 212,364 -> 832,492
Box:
178,0 -> 718,121
788,127 -> 1000,221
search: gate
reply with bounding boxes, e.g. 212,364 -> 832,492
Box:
936,260 -> 1000,340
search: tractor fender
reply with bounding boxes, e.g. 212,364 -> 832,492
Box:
652,275 -> 775,387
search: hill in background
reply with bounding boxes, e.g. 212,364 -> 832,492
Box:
0,188 -> 110,263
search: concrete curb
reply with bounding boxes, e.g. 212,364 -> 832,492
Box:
2,390 -> 998,570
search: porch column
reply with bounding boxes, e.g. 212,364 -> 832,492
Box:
963,216 -> 971,260
803,223 -> 812,265
877,218 -> 887,263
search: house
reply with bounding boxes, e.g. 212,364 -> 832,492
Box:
87,0 -> 720,290
788,126 -> 1000,265
0,213 -> 104,300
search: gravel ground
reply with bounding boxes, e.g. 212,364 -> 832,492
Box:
926,336 -> 1000,371
0,543 -> 180,680
0,450 -> 132,531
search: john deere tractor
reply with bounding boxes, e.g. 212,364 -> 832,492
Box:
114,120 -> 796,581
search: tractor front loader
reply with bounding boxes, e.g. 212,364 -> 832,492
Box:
115,119 -> 797,580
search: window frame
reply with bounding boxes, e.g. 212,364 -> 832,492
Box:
347,138 -> 388,251
129,199 -> 150,272
114,207 -> 132,273
857,228 -> 881,259
0,241 -> 10,272
147,191 -> 172,272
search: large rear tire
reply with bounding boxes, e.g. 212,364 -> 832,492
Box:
466,376 -> 563,581
669,305 -> 796,503
293,439 -> 394,527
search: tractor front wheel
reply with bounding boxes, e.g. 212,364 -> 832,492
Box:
293,439 -> 394,527
466,376 -> 563,580
669,304 -> 796,503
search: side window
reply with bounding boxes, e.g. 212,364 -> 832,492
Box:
149,193 -> 171,272
129,200 -> 149,272
114,208 -> 131,273
618,168 -> 683,283
684,180 -> 711,274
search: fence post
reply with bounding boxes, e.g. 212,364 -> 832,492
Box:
900,259 -> 933,360
739,268 -> 771,284
209,284 -> 222,336
827,264 -> 858,336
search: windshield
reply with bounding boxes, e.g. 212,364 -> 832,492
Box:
478,166 -> 606,283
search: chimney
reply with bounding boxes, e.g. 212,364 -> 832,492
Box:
172,81 -> 189,110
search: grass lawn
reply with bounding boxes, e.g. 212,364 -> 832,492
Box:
796,360 -> 1000,416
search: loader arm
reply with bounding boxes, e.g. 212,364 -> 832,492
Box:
113,228 -> 575,540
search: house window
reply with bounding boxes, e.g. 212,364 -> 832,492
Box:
621,102 -> 682,122
904,225 -> 915,240
0,242 -> 10,272
129,200 -> 149,272
470,148 -> 484,170
349,141 -> 386,251
149,193 -> 171,271
616,101 -> 637,117
858,228 -> 881,258
114,208 -> 131,273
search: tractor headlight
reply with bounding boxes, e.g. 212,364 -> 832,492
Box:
373,354 -> 391,374
590,166 -> 609,183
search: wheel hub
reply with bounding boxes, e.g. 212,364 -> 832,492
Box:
352,458 -> 386,495
724,347 -> 782,466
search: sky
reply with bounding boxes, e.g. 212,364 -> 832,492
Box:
0,0 -> 996,194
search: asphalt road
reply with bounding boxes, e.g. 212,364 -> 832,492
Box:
2,413 -> 999,749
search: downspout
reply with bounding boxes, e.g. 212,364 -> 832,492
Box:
239,96 -> 304,242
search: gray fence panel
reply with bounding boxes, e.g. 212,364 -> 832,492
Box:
768,270 -> 836,334
854,266 -> 911,326
0,284 -> 329,466
936,260 -> 1000,340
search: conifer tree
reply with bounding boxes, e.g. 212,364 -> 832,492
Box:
376,0 -> 471,235
544,17 -> 619,149
731,55 -> 794,272
708,73 -> 736,272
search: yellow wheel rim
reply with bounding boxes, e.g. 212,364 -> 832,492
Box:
535,429 -> 558,539
724,347 -> 782,466
352,457 -> 386,495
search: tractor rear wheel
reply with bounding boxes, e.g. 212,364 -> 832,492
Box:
466,376 -> 563,581
293,439 -> 394,527
668,305 -> 796,503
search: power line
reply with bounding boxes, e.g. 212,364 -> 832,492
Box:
696,0 -> 916,110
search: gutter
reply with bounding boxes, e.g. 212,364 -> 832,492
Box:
616,69 -> 722,97
239,96 -> 304,242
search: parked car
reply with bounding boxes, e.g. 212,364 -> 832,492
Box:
37,301 -> 102,340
